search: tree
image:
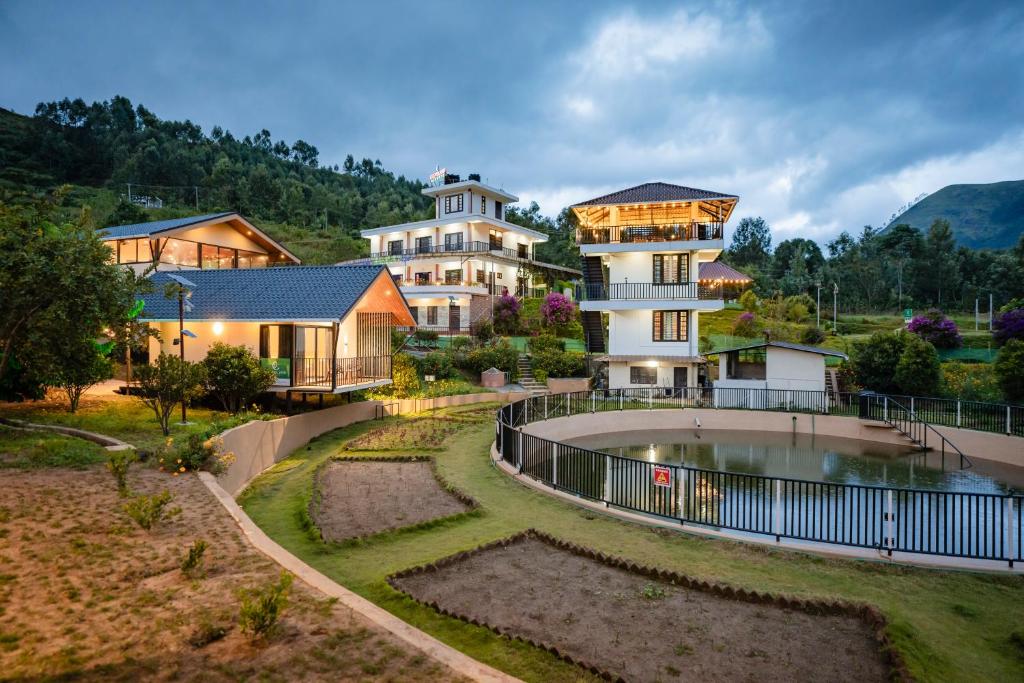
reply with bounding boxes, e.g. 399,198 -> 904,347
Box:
492,294 -> 521,335
387,353 -> 420,398
993,307 -> 1024,346
894,334 -> 941,396
852,332 -> 908,393
540,292 -> 575,327
994,339 -> 1024,402
202,343 -> 276,413
134,353 -> 207,435
920,219 -> 959,307
0,192 -> 134,389
727,217 -> 772,268
103,199 -> 147,228
46,335 -> 113,413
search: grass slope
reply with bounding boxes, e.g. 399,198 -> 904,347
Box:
888,180 -> 1024,249
240,407 -> 1024,682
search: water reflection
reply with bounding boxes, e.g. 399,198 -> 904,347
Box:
567,429 -> 1020,495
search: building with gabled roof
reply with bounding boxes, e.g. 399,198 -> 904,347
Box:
140,264 -> 414,395
98,212 -> 300,272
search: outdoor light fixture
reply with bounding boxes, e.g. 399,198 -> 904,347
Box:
212,321 -> 224,335
646,360 -> 659,368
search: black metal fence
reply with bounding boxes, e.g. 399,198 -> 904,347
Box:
495,389 -> 1023,565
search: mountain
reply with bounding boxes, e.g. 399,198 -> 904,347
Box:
886,180 -> 1024,249
0,98 -> 439,263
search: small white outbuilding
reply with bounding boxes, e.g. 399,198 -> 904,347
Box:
712,341 -> 847,393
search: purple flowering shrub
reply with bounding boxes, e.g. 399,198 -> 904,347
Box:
731,311 -> 760,338
907,309 -> 962,348
993,308 -> 1024,346
540,292 -> 575,327
492,293 -> 521,334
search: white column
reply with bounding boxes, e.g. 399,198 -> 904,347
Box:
552,443 -> 559,488
774,479 -> 782,539
886,490 -> 895,555
604,454 -> 612,502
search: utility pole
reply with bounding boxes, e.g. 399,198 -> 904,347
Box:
815,282 -> 822,329
989,293 -> 994,332
127,183 -> 132,203
832,282 -> 839,332
178,287 -> 187,426
975,298 -> 979,331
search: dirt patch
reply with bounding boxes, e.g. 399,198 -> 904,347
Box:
392,532 -> 897,682
312,458 -> 475,542
0,466 -> 462,681
344,418 -> 463,451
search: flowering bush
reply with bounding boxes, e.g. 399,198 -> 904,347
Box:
731,311 -> 760,338
993,308 -> 1024,346
907,309 -> 962,348
492,294 -> 521,334
540,292 -> 575,327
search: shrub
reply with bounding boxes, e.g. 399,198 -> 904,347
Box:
993,308 -> 1024,346
134,353 -> 207,435
449,336 -> 473,351
238,571 -> 294,640
47,336 -> 113,414
464,339 -> 519,378
419,351 -> 455,380
799,326 -> 826,345
852,332 -> 908,394
391,328 -> 409,351
175,433 -> 234,474
994,339 -> 1024,402
894,334 -> 941,396
528,334 -> 564,354
492,294 -> 521,334
123,490 -> 181,531
107,449 -> 137,497
531,349 -> 586,378
540,292 -> 575,327
413,329 -> 439,346
471,318 -> 494,342
201,343 -> 276,413
780,295 -> 811,322
533,368 -> 549,383
732,312 -> 760,338
180,539 -> 208,578
388,353 -> 420,398
942,362 -> 1001,401
738,289 -> 759,312
907,309 -> 963,349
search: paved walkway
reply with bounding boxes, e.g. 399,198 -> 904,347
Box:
198,472 -> 520,683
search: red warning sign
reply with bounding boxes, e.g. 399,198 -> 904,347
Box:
652,465 -> 672,488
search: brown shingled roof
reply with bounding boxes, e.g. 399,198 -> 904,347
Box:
572,182 -> 738,207
698,261 -> 753,283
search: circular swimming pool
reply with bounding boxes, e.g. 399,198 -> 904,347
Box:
565,429 -> 1023,496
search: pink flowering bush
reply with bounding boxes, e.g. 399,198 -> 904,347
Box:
731,311 -> 760,338
907,309 -> 962,349
540,292 -> 575,327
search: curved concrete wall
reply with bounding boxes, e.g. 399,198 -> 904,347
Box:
523,409 -> 1024,468
218,391 -> 528,496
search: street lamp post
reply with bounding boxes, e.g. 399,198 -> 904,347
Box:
167,274 -> 197,426
832,282 -> 839,332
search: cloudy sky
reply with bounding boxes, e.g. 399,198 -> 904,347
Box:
3,0 -> 1022,243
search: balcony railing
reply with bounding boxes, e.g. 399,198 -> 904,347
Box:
577,221 -> 724,245
364,240 -> 533,263
578,281 -> 723,301
396,279 -> 507,295
292,355 -> 392,389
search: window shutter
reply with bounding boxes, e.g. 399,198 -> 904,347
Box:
653,255 -> 662,283
653,311 -> 662,340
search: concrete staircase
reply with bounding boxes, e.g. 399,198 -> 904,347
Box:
517,355 -> 548,395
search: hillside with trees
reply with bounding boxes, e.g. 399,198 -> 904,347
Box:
0,97 -> 443,263
884,180 -> 1024,249
722,215 -> 1024,314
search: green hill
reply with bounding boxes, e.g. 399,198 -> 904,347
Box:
887,180 -> 1024,249
0,98 -> 438,263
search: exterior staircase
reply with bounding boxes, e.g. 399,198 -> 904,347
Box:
581,256 -> 606,353
824,368 -> 838,400
517,355 -> 548,395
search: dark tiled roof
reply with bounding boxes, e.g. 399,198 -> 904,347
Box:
714,341 -> 848,359
140,265 -> 388,321
698,261 -> 753,282
572,182 -> 738,207
97,212 -> 236,239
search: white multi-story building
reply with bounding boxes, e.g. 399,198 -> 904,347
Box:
358,173 -> 580,332
571,182 -> 739,390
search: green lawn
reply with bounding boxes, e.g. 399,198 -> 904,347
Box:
239,406 -> 1024,682
0,425 -> 107,469
0,395 -> 256,452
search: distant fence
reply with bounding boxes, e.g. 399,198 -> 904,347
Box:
495,389 -> 1023,566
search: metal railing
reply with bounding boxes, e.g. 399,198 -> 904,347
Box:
292,355 -> 392,389
859,394 -> 972,469
351,240 -> 536,264
495,388 -> 1022,565
577,221 -> 724,245
861,393 -> 1024,437
578,281 -> 724,301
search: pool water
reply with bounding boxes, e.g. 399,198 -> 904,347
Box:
566,429 -> 1022,495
